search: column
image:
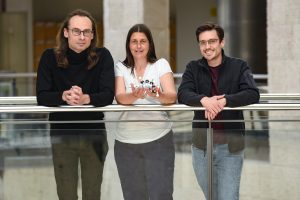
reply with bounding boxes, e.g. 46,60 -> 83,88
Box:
267,1 -> 300,200
103,0 -> 169,62
268,0 -> 300,94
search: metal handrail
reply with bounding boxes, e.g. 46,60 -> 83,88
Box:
0,72 -> 37,78
0,96 -> 36,104
0,72 -> 267,80
174,73 -> 267,80
1,103 -> 300,113
1,94 -> 300,105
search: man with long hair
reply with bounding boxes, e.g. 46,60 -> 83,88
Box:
36,9 -> 114,200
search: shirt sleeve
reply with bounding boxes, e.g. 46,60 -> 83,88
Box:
114,62 -> 125,77
157,58 -> 173,77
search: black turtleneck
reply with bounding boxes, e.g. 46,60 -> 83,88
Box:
36,47 -> 115,130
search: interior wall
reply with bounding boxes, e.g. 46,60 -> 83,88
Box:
174,0 -> 217,73
3,0 -> 33,95
0,13 -> 27,72
218,0 -> 267,74
4,0 -> 216,75
5,0 -> 33,73
33,0 -> 102,22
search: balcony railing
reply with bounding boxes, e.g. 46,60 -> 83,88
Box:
0,95 -> 299,200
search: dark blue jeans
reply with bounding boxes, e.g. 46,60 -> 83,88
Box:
114,132 -> 175,200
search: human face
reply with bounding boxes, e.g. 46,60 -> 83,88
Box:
64,15 -> 94,53
198,30 -> 224,67
129,32 -> 149,61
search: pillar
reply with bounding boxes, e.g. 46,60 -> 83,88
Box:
103,0 -> 169,63
267,1 -> 300,199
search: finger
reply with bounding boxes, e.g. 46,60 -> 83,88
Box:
217,103 -> 224,111
209,107 -> 218,115
210,112 -> 216,121
207,113 -> 212,121
73,88 -> 83,96
66,94 -> 73,101
215,94 -> 225,100
131,84 -> 137,93
210,113 -> 216,120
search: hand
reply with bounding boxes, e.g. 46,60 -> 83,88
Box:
130,83 -> 147,99
217,96 -> 226,108
201,95 -> 226,121
205,110 -> 217,121
71,85 -> 83,96
145,86 -> 160,98
62,86 -> 90,105
62,88 -> 79,105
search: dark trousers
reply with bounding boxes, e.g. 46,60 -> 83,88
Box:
114,132 -> 175,200
51,130 -> 108,200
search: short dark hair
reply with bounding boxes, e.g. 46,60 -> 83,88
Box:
123,24 -> 157,70
195,22 -> 224,42
54,9 -> 99,69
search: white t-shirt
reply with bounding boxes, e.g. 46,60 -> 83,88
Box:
114,58 -> 173,144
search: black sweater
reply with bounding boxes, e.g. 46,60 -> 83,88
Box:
36,48 -> 115,130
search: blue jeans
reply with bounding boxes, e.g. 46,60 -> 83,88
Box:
192,144 -> 244,200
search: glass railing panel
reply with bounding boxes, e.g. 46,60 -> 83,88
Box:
168,109 -> 300,200
0,112 -> 200,200
0,108 -> 299,200
104,111 -> 202,200
241,120 -> 300,200
0,111 -> 208,200
0,76 -> 36,96
0,128 -> 53,200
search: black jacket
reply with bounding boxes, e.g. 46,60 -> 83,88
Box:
178,52 -> 259,152
178,52 -> 260,130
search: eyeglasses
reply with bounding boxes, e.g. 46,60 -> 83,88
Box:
199,39 -> 219,47
69,28 -> 93,37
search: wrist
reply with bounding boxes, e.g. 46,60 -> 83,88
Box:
131,92 -> 138,99
200,96 -> 207,104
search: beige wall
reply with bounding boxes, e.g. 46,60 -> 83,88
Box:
268,0 -> 300,93
103,0 -> 169,64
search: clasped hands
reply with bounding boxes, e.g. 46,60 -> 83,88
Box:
130,83 -> 160,99
200,95 -> 226,121
62,85 -> 90,106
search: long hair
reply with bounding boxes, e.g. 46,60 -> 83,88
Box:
195,22 -> 224,43
123,24 -> 157,72
54,9 -> 99,69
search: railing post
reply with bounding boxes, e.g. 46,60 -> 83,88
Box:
207,121 -> 213,200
